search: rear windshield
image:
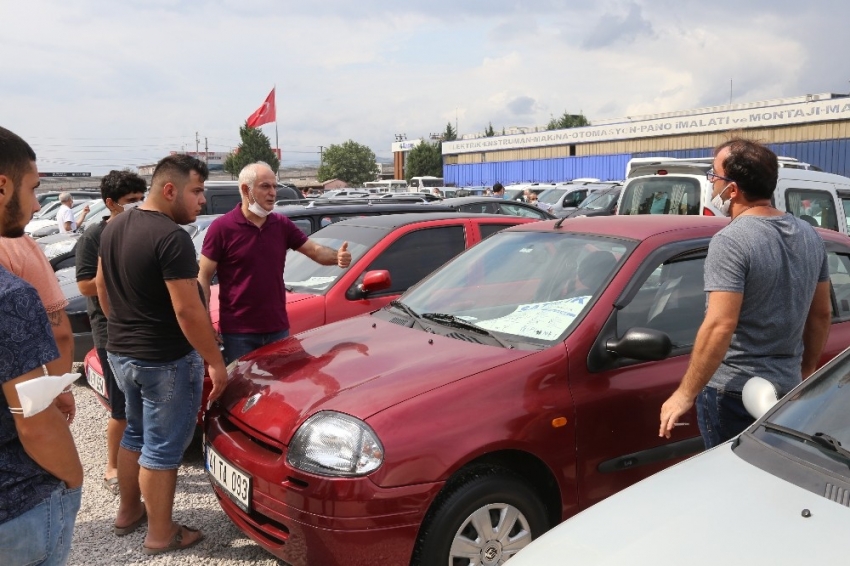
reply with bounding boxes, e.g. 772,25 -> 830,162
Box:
620,177 -> 701,215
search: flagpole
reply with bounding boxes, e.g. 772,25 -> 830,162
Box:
274,85 -> 280,181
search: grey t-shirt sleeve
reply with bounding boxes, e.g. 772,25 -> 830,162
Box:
704,233 -> 748,293
818,247 -> 830,283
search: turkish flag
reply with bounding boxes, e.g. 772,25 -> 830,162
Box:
246,88 -> 276,128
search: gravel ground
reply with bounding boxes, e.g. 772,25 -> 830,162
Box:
67,380 -> 283,566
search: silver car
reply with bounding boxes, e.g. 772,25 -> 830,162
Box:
510,349 -> 850,565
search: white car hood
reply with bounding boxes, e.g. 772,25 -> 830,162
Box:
512,441 -> 849,565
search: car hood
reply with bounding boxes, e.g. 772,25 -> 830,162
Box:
208,286 -> 317,328
510,441 -> 850,565
219,314 -> 533,444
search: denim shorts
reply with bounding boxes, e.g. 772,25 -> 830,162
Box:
222,329 -> 289,364
108,350 -> 204,470
0,483 -> 82,566
97,347 -> 126,420
696,387 -> 756,449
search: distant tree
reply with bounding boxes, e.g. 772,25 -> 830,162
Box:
406,142 -> 443,181
484,122 -> 496,137
224,122 -> 280,176
443,121 -> 457,142
546,111 -> 591,131
502,127 -> 506,135
317,140 -> 378,185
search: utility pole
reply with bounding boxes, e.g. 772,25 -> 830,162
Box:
204,138 -> 209,163
319,146 -> 324,166
195,131 -> 200,156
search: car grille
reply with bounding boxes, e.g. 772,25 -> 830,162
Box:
824,483 -> 850,507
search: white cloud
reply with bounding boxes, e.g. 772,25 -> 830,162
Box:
1,0 -> 848,172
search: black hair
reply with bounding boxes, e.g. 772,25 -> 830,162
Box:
100,169 -> 147,203
151,154 -> 209,189
715,138 -> 778,200
493,182 -> 504,192
0,126 -> 37,187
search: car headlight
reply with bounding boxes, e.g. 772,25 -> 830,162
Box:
287,411 -> 383,477
43,239 -> 78,259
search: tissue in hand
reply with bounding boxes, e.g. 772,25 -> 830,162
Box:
14,373 -> 80,418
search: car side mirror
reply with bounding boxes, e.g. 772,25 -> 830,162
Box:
605,327 -> 672,361
742,377 -> 779,419
352,270 -> 391,299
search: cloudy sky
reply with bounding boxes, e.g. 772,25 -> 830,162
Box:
3,0 -> 849,173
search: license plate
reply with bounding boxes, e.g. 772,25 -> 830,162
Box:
206,444 -> 251,512
86,365 -> 107,398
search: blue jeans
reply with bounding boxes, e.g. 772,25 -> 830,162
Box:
0,483 -> 82,565
222,330 -> 289,364
108,350 -> 204,470
696,387 -> 756,449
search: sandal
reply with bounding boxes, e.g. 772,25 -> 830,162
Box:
114,509 -> 147,536
142,525 -> 205,556
102,476 -> 120,496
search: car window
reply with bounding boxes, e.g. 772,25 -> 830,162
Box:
828,252 -> 850,319
402,231 -> 633,346
498,203 -> 548,219
617,256 -> 706,348
620,177 -> 701,216
562,190 -> 586,208
207,193 -> 241,215
479,223 -> 518,240
362,226 -> 466,296
785,189 -> 839,231
458,202 -> 499,214
290,218 -> 313,235
285,225 -> 385,295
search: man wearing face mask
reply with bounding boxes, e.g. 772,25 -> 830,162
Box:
659,138 -> 832,448
75,169 -> 146,496
199,162 -> 352,364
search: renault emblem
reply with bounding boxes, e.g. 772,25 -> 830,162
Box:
242,393 -> 261,413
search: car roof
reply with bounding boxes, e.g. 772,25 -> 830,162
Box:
273,202 -> 456,215
327,212 -> 525,230
507,214 -> 731,241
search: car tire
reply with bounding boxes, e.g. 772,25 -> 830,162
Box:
413,467 -> 549,566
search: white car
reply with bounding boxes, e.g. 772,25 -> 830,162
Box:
509,349 -> 850,565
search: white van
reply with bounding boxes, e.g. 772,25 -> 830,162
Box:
364,180 -> 408,192
409,176 -> 444,190
617,157 -> 850,234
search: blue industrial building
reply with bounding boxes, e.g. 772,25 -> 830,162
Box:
436,93 -> 850,187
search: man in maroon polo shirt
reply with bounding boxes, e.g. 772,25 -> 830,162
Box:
199,162 -> 351,363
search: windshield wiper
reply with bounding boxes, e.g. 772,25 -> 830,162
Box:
389,299 -> 420,320
761,422 -> 850,464
420,312 -> 513,348
284,284 -> 294,292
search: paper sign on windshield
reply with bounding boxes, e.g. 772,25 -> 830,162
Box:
476,296 -> 591,340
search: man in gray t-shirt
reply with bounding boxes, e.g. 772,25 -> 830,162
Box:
659,139 -> 832,448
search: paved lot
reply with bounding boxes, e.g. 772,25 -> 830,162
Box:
67,380 -> 282,565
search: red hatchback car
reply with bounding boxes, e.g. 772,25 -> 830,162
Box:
204,215 -> 850,566
84,213 -> 537,414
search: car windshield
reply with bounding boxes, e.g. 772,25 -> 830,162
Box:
284,224 -> 385,295
400,231 -> 633,347
619,177 -> 701,215
537,189 -> 567,205
758,357 -> 850,473
578,190 -> 620,211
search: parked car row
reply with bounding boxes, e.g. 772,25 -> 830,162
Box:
68,171 -> 850,565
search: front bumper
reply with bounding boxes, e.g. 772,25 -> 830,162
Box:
205,406 -> 444,566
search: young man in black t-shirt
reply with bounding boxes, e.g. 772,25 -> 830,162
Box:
76,170 -> 145,496
96,154 -> 226,555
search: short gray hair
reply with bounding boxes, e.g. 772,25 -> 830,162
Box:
237,162 -> 274,194
58,192 -> 73,203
